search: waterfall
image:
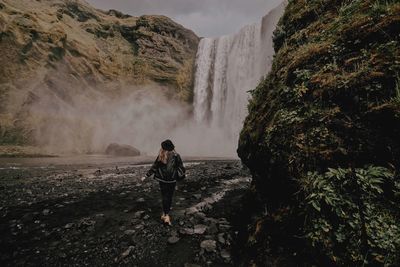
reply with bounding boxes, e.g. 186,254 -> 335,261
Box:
192,4 -> 284,155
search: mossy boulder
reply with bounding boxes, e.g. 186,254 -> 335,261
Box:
238,0 -> 400,265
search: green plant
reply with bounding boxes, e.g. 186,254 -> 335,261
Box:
301,166 -> 400,265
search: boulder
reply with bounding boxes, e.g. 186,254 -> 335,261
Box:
167,236 -> 180,244
194,224 -> 207,235
105,143 -> 140,157
200,240 -> 216,253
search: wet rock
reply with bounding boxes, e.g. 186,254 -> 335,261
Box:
58,252 -> 67,258
120,246 -> 135,259
193,194 -> 201,200
179,228 -> 194,235
105,143 -> 140,157
218,218 -> 229,224
184,264 -> 201,267
218,224 -> 231,231
133,211 -> 145,218
185,207 -> 198,215
168,236 -> 180,244
79,218 -> 96,228
135,224 -> 144,230
64,223 -> 74,229
194,224 -> 207,235
217,233 -> 225,244
170,229 -> 178,236
200,240 -> 216,253
143,215 -> 150,220
124,229 -> 135,235
220,249 -> 231,261
131,219 -> 140,225
136,198 -> 145,203
42,209 -> 50,216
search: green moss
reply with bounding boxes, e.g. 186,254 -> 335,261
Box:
238,0 -> 400,265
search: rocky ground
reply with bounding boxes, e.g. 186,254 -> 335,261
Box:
0,159 -> 250,266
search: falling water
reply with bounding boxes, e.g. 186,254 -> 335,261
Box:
193,4 -> 284,154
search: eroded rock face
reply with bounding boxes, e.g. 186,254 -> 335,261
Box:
105,143 -> 140,157
0,0 -> 199,146
238,0 -> 400,265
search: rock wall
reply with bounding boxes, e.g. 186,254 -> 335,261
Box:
0,0 -> 199,146
238,0 -> 400,265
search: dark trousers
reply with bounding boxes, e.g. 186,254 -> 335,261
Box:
159,182 -> 176,215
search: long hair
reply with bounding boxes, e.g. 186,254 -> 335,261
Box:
158,148 -> 174,164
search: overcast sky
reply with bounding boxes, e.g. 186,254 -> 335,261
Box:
86,0 -> 283,37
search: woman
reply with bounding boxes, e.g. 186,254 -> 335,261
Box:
143,139 -> 185,225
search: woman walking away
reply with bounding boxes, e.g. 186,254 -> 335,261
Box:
143,140 -> 185,226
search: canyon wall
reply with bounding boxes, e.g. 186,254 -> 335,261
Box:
0,0 -> 199,153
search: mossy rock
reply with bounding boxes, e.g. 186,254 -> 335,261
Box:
238,0 -> 400,265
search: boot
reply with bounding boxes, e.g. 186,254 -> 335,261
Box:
164,214 -> 172,226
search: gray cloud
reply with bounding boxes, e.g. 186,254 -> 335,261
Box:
86,0 -> 283,37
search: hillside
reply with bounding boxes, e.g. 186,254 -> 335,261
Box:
238,0 -> 400,265
0,0 -> 199,149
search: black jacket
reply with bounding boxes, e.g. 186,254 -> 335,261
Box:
146,152 -> 185,183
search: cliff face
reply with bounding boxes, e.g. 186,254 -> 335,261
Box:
0,0 -> 199,146
238,0 -> 400,265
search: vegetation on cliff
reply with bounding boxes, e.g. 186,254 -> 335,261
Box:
238,0 -> 400,265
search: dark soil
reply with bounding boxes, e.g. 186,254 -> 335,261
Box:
0,160 -> 250,267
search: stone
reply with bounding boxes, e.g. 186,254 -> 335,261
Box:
219,224 -> 231,231
121,246 -> 134,259
105,143 -> 140,157
133,211 -> 145,218
194,224 -> 207,234
218,218 -> 229,224
185,207 -> 198,215
217,233 -> 225,244
135,224 -> 144,230
42,209 -> 50,216
220,249 -> 231,261
179,228 -> 194,235
167,236 -> 180,244
170,230 -> 178,237
200,240 -> 217,253
64,223 -> 74,229
193,194 -> 202,200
